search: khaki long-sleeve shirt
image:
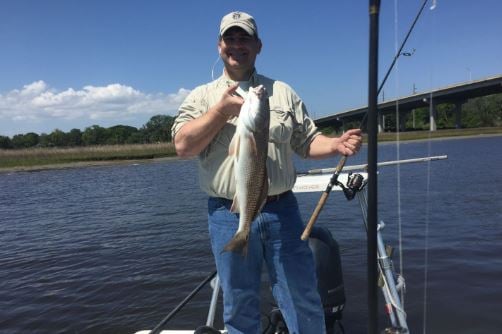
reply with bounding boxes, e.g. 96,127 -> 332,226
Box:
172,71 -> 320,199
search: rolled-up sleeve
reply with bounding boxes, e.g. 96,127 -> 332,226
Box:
171,87 -> 207,141
290,97 -> 321,158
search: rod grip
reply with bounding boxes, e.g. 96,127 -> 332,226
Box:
301,191 -> 330,240
301,155 -> 347,241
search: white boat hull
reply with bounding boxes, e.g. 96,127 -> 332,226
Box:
293,173 -> 367,193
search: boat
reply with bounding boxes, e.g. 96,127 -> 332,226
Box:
135,155 -> 446,334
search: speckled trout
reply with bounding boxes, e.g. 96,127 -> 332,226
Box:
224,85 -> 270,254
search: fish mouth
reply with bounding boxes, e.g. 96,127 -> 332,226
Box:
251,85 -> 267,98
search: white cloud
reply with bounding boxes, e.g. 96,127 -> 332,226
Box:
20,81 -> 48,96
0,81 -> 191,135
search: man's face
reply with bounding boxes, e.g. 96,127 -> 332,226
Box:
218,27 -> 262,74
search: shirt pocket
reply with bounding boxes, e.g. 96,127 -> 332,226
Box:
269,107 -> 294,144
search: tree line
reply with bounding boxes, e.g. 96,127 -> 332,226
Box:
388,93 -> 502,131
1,94 -> 501,150
0,115 -> 175,149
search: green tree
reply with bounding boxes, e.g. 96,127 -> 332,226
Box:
106,125 -> 139,145
67,128 -> 83,146
82,125 -> 107,146
436,103 -> 456,129
463,94 -> 502,128
125,131 -> 146,144
11,132 -> 39,148
48,129 -> 67,147
404,107 -> 429,130
141,115 -> 175,143
38,133 -> 51,147
0,135 -> 13,149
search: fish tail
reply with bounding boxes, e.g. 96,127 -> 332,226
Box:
222,231 -> 249,256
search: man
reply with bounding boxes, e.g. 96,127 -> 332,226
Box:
172,11 -> 362,334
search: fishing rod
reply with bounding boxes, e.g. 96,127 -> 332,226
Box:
301,0 -> 432,240
301,1 -> 433,332
149,270 -> 217,334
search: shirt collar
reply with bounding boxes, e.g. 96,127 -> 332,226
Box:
219,69 -> 259,88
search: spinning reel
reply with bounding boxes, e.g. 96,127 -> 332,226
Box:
337,173 -> 367,201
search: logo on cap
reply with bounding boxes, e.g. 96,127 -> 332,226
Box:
233,13 -> 241,20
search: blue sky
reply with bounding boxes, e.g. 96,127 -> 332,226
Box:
1,0 -> 501,137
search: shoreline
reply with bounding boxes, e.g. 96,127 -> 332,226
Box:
1,132 -> 501,174
0,155 -> 183,174
376,131 -> 502,144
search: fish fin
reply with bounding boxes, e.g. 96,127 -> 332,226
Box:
222,231 -> 249,256
228,133 -> 240,157
230,194 -> 239,213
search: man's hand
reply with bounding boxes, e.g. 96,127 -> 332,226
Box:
214,84 -> 244,119
332,129 -> 362,156
307,128 -> 363,159
174,84 -> 245,157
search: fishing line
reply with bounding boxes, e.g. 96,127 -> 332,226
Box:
393,0 -> 405,310
423,3 -> 438,333
381,264 -> 407,315
421,93 -> 435,334
211,53 -> 222,81
422,103 -> 432,334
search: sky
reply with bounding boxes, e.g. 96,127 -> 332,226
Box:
0,0 -> 501,137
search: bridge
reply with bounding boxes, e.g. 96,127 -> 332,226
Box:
315,74 -> 502,132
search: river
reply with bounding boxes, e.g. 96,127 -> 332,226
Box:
1,135 -> 501,333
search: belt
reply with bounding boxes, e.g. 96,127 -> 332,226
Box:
214,190 -> 292,205
266,190 -> 292,203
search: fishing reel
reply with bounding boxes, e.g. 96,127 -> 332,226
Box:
337,173 -> 366,201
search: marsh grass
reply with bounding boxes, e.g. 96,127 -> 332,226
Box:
0,143 -> 176,169
1,127 -> 501,170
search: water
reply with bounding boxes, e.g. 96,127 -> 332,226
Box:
1,136 -> 501,334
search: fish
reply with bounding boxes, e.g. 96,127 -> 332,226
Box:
224,84 -> 270,255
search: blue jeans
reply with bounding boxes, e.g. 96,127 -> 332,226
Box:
208,191 -> 326,334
